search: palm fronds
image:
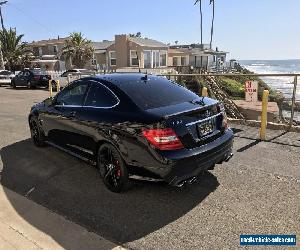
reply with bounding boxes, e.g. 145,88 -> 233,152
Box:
62,32 -> 94,68
0,28 -> 28,70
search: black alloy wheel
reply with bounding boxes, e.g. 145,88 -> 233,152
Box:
98,144 -> 129,193
27,81 -> 33,89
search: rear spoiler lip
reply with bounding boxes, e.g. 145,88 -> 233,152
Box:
163,102 -> 220,119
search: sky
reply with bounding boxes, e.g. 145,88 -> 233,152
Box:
3,0 -> 300,60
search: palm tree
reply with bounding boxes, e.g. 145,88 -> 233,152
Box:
194,0 -> 203,46
209,0 -> 215,49
0,28 -> 28,70
62,32 -> 94,68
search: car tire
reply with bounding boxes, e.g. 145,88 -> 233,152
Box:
11,80 -> 16,89
207,164 -> 215,170
27,81 -> 35,89
97,143 -> 130,193
29,117 -> 46,147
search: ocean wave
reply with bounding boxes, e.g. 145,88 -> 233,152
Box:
250,63 -> 266,66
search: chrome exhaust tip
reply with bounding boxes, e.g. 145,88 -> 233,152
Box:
187,176 -> 197,185
225,153 -> 233,162
175,181 -> 187,188
175,176 -> 198,187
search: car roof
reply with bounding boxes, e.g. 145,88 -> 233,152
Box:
94,73 -> 162,86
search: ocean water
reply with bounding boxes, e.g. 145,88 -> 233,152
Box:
239,59 -> 300,121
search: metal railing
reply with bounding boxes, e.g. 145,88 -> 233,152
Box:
157,73 -> 299,130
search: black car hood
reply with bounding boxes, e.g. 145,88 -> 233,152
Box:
145,97 -> 218,118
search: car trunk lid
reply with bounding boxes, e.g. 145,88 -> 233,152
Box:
146,99 -> 225,149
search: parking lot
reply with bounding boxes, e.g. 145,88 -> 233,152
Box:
0,85 -> 299,249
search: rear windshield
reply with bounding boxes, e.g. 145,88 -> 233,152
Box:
30,69 -> 46,75
118,77 -> 199,110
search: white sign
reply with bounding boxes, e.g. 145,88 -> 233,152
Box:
245,80 -> 258,102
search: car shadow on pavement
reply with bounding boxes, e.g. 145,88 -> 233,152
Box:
0,139 -> 219,245
3,86 -> 52,91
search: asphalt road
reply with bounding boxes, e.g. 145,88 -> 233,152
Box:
0,86 -> 299,250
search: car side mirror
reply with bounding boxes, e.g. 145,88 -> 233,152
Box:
44,97 -> 54,107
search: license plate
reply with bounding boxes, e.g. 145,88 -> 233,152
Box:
197,120 -> 213,136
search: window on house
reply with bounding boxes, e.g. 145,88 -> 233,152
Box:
92,58 -> 97,65
173,57 -> 180,66
181,56 -> 187,66
53,45 -> 58,53
130,50 -> 139,67
159,51 -> 167,67
144,51 -> 151,69
109,51 -> 116,66
38,47 -> 43,56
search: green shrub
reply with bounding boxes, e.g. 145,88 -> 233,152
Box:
216,77 -> 245,98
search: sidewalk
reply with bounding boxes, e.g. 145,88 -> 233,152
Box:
0,185 -> 124,250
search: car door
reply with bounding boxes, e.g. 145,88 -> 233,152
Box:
41,80 -> 90,147
73,80 -> 121,154
22,70 -> 31,86
14,71 -> 24,85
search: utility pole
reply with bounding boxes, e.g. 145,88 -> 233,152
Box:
0,1 -> 7,70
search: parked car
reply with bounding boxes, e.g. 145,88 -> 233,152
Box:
28,74 -> 233,192
53,69 -> 95,88
0,70 -> 15,86
11,69 -> 51,89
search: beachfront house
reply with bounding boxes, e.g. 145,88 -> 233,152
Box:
100,34 -> 169,70
26,35 -> 170,72
26,37 -> 69,71
168,44 -> 228,72
26,37 -> 114,71
26,35 -> 229,73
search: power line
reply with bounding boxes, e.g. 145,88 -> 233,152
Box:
7,2 -> 56,37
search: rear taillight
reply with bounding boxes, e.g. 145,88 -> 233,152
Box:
218,102 -> 228,130
222,113 -> 228,130
142,128 -> 184,150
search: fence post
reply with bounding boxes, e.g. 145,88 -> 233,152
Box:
48,80 -> 53,97
290,76 -> 298,127
202,87 -> 208,97
56,80 -> 60,92
260,90 -> 269,140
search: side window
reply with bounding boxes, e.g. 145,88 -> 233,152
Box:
56,81 -> 89,106
84,82 -> 119,108
61,70 -> 77,77
61,71 -> 69,77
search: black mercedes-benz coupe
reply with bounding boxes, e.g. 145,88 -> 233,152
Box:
28,73 -> 233,192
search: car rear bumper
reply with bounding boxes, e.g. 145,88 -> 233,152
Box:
147,129 -> 234,185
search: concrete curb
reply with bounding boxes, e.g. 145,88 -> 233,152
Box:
228,118 -> 300,133
0,185 -> 125,250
